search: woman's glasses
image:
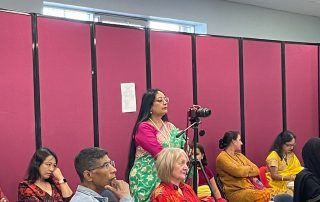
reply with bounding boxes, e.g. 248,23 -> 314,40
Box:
155,97 -> 169,103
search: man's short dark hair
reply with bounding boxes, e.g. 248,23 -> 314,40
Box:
74,147 -> 108,182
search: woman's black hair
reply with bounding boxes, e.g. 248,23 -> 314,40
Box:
270,130 -> 296,160
125,89 -> 168,181
302,137 -> 320,179
195,143 -> 208,166
26,148 -> 58,183
219,131 -> 240,149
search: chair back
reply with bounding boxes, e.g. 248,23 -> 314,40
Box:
215,174 -> 227,199
259,166 -> 271,188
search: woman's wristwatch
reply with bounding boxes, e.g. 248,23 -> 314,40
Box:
58,178 -> 67,184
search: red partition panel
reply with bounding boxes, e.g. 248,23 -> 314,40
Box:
38,17 -> 93,189
196,36 -> 241,170
243,40 -> 283,166
0,12 -> 35,201
150,31 -> 193,129
286,44 -> 318,160
96,25 -> 146,179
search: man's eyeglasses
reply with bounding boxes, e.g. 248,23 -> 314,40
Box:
88,160 -> 115,171
155,97 -> 169,103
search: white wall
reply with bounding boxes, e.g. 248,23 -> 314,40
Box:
1,0 -> 320,42
0,0 -> 42,14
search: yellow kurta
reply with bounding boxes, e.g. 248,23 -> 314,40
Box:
216,151 -> 271,202
266,151 -> 303,195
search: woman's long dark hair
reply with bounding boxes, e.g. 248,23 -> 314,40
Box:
270,130 -> 296,160
302,137 -> 320,179
125,89 -> 168,181
26,148 -> 58,183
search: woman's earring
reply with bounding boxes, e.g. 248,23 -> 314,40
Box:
150,111 -> 153,114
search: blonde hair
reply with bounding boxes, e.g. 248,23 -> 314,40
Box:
155,148 -> 188,183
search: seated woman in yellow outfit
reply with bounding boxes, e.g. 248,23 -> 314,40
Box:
216,131 -> 271,202
266,130 -> 303,195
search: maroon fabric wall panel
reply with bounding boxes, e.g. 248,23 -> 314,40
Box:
150,31 -> 193,129
0,12 -> 35,200
243,40 -> 283,167
96,25 -> 146,179
285,44 -> 318,160
37,17 -> 93,189
196,36 -> 241,170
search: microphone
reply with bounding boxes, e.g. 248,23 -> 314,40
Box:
176,121 -> 201,138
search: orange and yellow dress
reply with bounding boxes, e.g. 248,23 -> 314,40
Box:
216,151 -> 271,202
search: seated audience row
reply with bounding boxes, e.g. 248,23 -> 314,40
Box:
1,134 -> 319,202
17,147 -> 132,202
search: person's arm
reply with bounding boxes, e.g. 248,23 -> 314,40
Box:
135,122 -> 163,157
0,187 -> 8,202
266,153 -> 294,181
269,166 -> 295,181
240,154 -> 259,176
216,153 -> 252,177
209,177 -> 222,199
53,168 -> 73,199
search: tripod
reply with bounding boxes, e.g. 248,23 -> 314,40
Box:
185,117 -> 215,197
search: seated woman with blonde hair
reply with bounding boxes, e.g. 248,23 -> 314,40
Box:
216,131 -> 271,202
266,130 -> 303,195
150,148 -> 200,202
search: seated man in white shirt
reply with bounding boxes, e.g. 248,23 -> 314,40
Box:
70,147 -> 133,202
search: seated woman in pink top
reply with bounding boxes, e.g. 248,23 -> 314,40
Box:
126,89 -> 185,202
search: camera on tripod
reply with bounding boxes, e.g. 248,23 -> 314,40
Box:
187,105 -> 211,118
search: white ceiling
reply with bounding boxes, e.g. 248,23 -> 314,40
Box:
224,0 -> 320,18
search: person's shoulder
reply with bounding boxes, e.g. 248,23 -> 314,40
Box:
18,180 -> 32,188
183,182 -> 193,190
267,151 -> 280,159
70,190 -> 95,202
204,166 -> 213,173
216,151 -> 226,159
138,121 -> 155,130
151,183 -> 166,198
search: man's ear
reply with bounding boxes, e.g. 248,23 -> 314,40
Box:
83,170 -> 93,182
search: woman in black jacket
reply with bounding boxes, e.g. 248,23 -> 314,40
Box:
294,137 -> 320,202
